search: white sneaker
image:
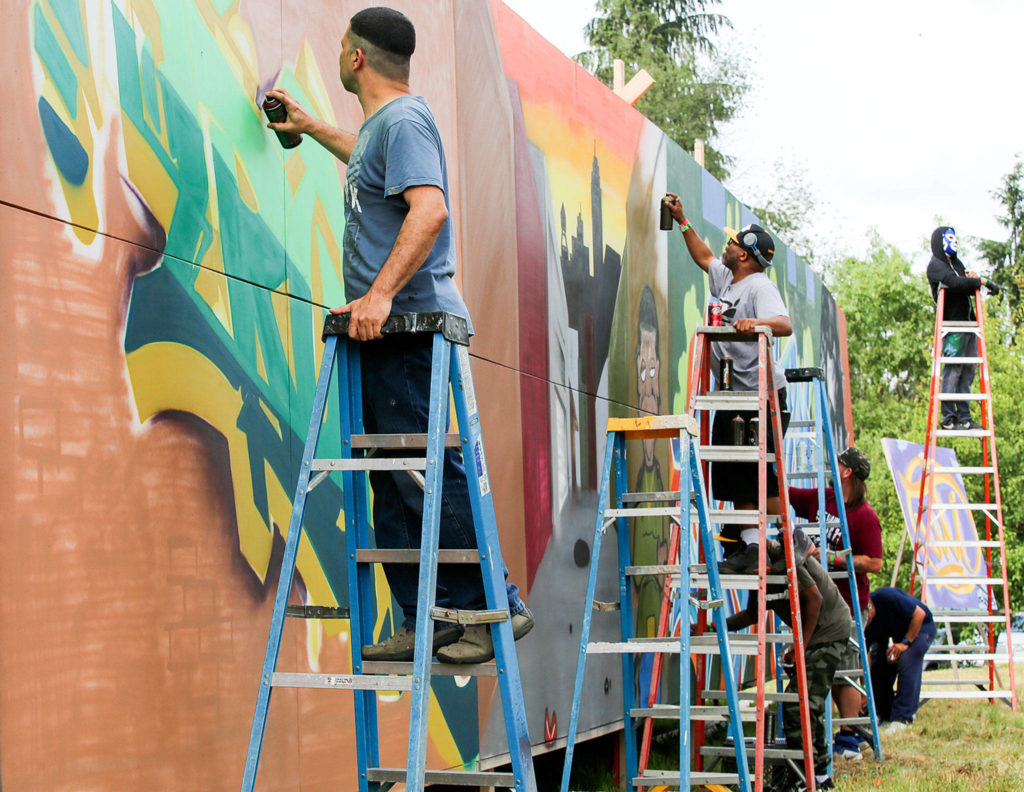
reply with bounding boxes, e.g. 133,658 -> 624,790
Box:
881,720 -> 910,734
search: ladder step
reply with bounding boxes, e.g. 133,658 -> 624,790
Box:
701,688 -> 800,703
924,577 -> 1003,586
920,690 -> 1014,700
361,660 -> 498,677
787,470 -> 831,480
607,414 -> 697,436
920,678 -> 994,686
938,356 -> 984,364
606,506 -> 683,518
931,465 -> 995,474
832,717 -> 871,726
692,393 -> 762,409
286,605 -> 350,619
430,606 -> 508,625
930,503 -> 1001,512
630,705 -> 756,722
935,428 -> 992,437
708,509 -> 783,524
626,564 -> 681,576
586,634 -> 791,656
701,744 -> 805,761
932,609 -> 1007,621
834,668 -> 865,678
621,490 -> 687,504
357,549 -> 480,564
349,432 -> 462,449
633,771 -> 741,787
941,321 -> 980,329
924,652 -> 1004,662
935,393 -> 988,401
699,447 -> 776,463
311,457 -> 427,472
271,672 -> 413,691
368,768 -> 516,786
691,573 -> 789,591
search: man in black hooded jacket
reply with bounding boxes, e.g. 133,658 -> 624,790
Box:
925,226 -> 999,430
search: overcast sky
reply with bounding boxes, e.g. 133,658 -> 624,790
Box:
502,0 -> 1023,270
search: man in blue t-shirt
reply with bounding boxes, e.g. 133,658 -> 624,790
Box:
864,587 -> 936,730
266,7 -> 531,664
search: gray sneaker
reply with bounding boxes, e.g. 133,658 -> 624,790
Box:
511,606 -> 536,640
361,624 -> 462,662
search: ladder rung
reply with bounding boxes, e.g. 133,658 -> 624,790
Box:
607,414 -> 698,436
621,491 -> 687,504
368,769 -> 516,786
286,605 -> 350,619
699,447 -> 776,463
701,689 -> 799,703
935,393 -> 988,401
630,705 -> 756,722
593,600 -> 621,612
357,549 -> 480,564
430,606 -> 508,625
920,690 -> 1014,700
361,660 -> 498,677
926,540 -> 1001,548
311,457 -> 427,472
787,420 -> 817,428
924,577 -> 1003,586
607,506 -> 682,518
931,465 -> 994,474
701,744 -> 805,760
932,609 -> 1006,621
787,470 -> 830,480
708,509 -> 783,524
935,428 -> 992,437
587,633 -> 791,656
692,393 -> 762,409
349,432 -> 461,449
832,717 -> 871,726
920,678 -> 993,686
626,564 -> 681,576
941,321 -> 979,329
931,503 -> 1000,511
924,652 -> 1004,661
271,672 -> 412,691
633,772 -> 741,787
938,357 -> 984,364
691,573 -> 789,591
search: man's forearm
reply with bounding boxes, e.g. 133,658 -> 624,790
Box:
368,208 -> 445,300
307,119 -> 358,164
902,607 -> 927,643
852,554 -> 882,574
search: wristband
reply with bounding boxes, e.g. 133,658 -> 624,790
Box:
679,221 -> 692,233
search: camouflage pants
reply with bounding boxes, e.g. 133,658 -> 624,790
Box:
783,640 -> 845,774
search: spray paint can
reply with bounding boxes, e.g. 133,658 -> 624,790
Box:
709,301 -> 723,326
746,416 -> 759,446
262,97 -> 303,149
719,356 -> 733,391
731,415 -> 746,445
659,196 -> 674,231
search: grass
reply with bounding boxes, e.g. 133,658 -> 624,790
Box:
547,663 -> 1024,791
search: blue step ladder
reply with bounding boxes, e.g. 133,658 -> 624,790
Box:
240,311 -> 536,792
558,414 -> 752,792
783,367 -> 883,768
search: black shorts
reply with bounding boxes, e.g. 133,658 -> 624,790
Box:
710,388 -> 789,506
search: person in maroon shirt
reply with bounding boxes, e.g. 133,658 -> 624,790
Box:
789,447 -> 883,761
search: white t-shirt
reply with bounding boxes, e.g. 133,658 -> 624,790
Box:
707,258 -> 789,392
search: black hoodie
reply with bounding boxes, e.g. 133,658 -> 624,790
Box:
926,226 -> 981,321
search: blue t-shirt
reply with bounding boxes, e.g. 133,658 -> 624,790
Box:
865,587 -> 934,645
343,95 -> 470,324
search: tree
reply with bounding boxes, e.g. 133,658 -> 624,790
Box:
744,158 -> 818,264
576,0 -> 747,181
977,156 -> 1024,332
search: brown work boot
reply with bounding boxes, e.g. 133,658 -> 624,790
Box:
436,624 -> 495,664
361,624 -> 462,662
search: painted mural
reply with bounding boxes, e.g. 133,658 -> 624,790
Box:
0,0 -> 851,788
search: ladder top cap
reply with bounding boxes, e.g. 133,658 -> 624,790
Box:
784,366 -> 825,382
607,414 -> 698,436
322,311 -> 470,345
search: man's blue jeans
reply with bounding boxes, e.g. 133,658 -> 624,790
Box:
360,333 -> 524,631
870,622 -> 936,723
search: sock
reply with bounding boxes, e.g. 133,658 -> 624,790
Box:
740,528 -> 759,544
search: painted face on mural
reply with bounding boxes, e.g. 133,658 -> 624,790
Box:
636,327 -> 660,466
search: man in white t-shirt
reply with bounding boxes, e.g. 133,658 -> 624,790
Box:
664,193 -> 793,572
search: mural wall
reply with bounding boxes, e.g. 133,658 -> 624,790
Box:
0,0 -> 851,788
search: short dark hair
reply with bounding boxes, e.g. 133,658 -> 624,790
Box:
636,285 -> 660,357
350,7 -> 415,81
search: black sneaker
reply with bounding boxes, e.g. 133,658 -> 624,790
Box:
719,542 -> 761,574
940,416 -> 957,431
958,419 -> 984,431
770,529 -> 813,572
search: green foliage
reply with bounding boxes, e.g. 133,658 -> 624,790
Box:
576,0 -> 747,180
745,158 -> 817,264
828,234 -> 1024,612
977,156 -> 1024,331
